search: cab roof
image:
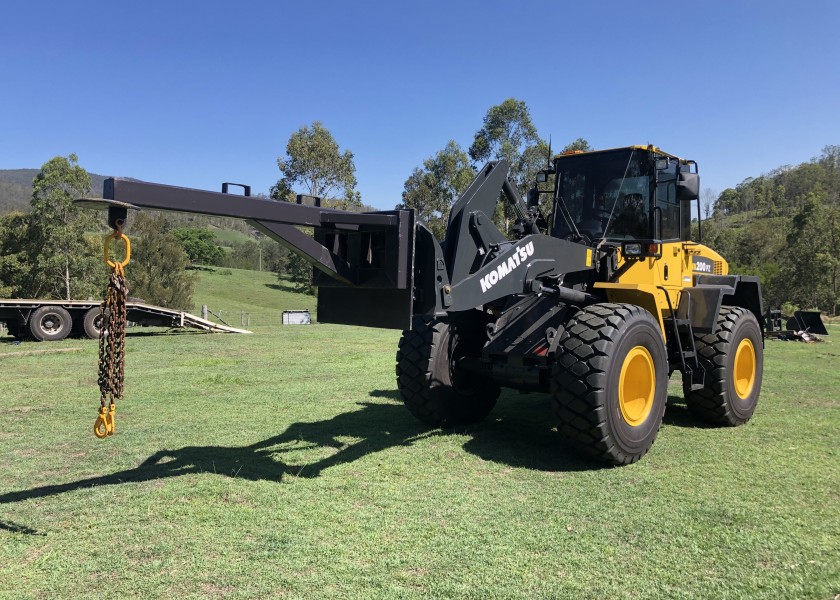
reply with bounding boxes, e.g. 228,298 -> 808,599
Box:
556,145 -> 688,162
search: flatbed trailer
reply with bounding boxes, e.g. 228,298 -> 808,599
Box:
0,298 -> 251,341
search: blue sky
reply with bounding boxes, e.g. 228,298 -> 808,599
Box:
2,1 -> 838,210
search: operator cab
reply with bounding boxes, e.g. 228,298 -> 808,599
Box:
542,146 -> 700,245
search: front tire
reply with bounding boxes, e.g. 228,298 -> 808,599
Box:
684,306 -> 763,425
29,306 -> 72,342
396,315 -> 500,427
552,303 -> 668,465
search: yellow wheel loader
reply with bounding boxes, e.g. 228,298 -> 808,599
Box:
79,144 -> 764,464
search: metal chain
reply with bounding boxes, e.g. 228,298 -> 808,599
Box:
94,232 -> 130,438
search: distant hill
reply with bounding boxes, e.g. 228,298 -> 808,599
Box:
0,168 -> 110,215
701,145 -> 839,314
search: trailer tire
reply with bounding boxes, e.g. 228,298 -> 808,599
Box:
684,306 -> 762,426
82,307 -> 103,339
29,306 -> 73,342
396,315 -> 499,427
552,303 -> 668,465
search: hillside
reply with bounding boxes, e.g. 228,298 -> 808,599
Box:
0,168 -> 110,215
700,145 -> 839,314
192,266 -> 317,325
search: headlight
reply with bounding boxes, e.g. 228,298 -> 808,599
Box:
623,243 -> 642,256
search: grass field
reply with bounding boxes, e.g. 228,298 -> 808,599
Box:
209,228 -> 255,247
191,267 -> 317,327
1,272 -> 838,599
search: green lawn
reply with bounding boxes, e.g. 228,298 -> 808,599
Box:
1,281 -> 838,598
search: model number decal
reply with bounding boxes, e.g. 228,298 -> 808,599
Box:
693,257 -> 714,273
480,242 -> 535,293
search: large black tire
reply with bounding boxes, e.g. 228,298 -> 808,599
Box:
552,303 -> 668,465
395,315 -> 500,427
82,307 -> 103,339
684,306 -> 763,425
29,305 -> 73,341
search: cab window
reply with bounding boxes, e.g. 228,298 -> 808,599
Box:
656,159 -> 680,241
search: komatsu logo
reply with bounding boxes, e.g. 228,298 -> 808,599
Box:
480,242 -> 535,293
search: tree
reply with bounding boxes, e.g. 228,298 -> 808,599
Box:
269,122 -> 361,294
0,212 -> 33,297
780,196 -> 840,314
255,238 -> 287,273
562,138 -> 593,153
282,251 -> 316,295
701,188 -> 717,220
172,227 -> 225,266
24,155 -> 101,300
128,213 -> 197,309
469,98 -> 543,190
398,140 -> 475,239
469,99 -> 547,232
714,188 -> 740,216
272,121 -> 359,203
223,238 -> 288,273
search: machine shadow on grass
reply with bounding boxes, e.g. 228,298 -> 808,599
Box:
663,395 -> 711,429
0,391 -> 607,506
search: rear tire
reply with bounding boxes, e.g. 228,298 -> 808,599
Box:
396,314 -> 500,427
82,307 -> 103,339
552,303 -> 668,465
29,306 -> 72,341
684,306 -> 763,425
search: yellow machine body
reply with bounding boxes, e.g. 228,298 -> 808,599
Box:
596,242 -> 728,336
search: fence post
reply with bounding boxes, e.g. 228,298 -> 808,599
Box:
201,305 -> 208,320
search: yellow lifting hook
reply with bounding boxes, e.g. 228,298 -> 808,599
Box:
93,403 -> 116,438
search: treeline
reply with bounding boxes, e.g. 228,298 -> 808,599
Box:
0,129 -> 361,302
0,156 -> 199,308
0,180 -> 30,214
701,146 -> 839,314
7,113 -> 836,314
397,98 -> 591,238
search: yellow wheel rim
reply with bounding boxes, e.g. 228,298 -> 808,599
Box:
618,346 -> 656,427
733,337 -> 756,400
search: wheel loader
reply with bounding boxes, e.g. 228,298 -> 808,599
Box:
78,145 -> 764,465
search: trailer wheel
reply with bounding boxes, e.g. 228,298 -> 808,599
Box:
552,303 -> 668,465
29,306 -> 73,341
684,306 -> 763,425
82,307 -> 103,339
396,315 -> 499,427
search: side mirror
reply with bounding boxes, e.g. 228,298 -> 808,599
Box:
655,157 -> 670,170
676,172 -> 700,201
526,188 -> 540,207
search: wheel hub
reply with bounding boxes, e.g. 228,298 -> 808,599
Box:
733,337 -> 756,400
42,315 -> 61,332
618,345 -> 655,427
